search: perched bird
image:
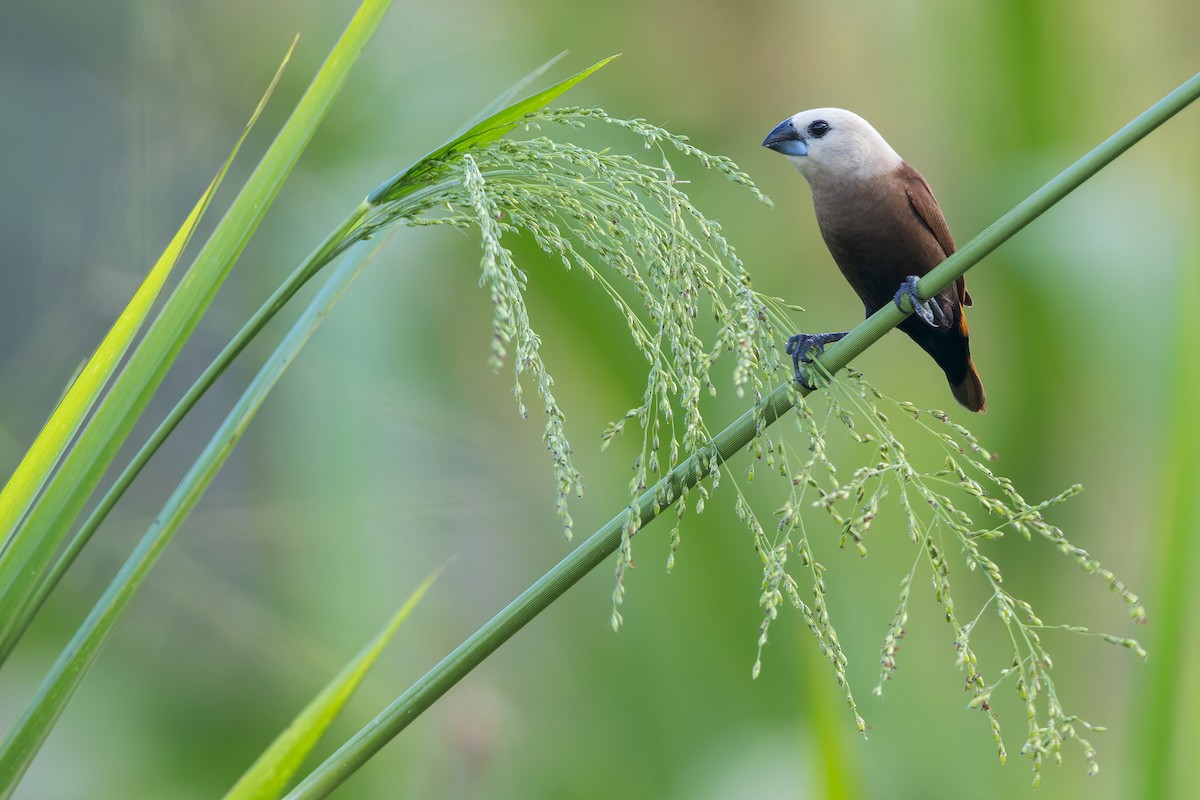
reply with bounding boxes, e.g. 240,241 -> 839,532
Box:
762,108 -> 986,412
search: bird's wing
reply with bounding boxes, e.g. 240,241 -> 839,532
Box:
903,164 -> 973,307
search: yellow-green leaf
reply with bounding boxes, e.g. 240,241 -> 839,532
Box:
223,568 -> 441,800
367,54 -> 618,205
0,35 -> 296,662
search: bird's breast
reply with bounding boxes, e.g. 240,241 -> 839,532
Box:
811,177 -> 947,312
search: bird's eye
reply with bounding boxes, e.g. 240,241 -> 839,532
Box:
808,120 -> 830,138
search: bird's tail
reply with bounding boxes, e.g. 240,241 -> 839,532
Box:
950,357 -> 986,413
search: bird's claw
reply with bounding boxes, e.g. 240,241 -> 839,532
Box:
786,332 -> 846,389
929,298 -> 949,327
895,275 -> 934,325
894,275 -> 947,329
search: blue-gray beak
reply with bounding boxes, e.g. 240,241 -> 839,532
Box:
762,118 -> 807,157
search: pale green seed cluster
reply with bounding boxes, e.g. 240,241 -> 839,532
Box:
737,363 -> 1146,783
363,107 -> 781,542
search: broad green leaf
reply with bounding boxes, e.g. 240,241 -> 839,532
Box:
224,569 -> 441,800
367,54 -> 618,205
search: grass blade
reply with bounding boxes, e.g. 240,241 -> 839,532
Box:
0,226 -> 396,798
366,54 -> 617,205
0,208 -> 366,667
0,1 -> 392,664
452,51 -> 569,136
223,569 -> 442,800
0,36 -> 296,665
0,32 -> 295,550
0,3 -> 396,795
0,196 -> 193,540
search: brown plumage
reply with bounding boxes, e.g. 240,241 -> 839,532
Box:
763,108 -> 986,412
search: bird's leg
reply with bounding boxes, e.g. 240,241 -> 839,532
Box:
786,331 -> 848,389
893,275 -> 947,328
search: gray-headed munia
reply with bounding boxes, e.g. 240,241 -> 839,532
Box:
763,108 -> 986,412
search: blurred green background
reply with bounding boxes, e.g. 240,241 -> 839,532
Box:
1,1 -> 1197,798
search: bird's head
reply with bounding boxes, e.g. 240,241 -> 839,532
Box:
762,108 -> 902,185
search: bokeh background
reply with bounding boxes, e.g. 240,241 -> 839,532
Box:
1,1 -> 1197,798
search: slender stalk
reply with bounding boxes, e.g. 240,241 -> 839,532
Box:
0,172 -> 470,795
0,0 -> 395,660
0,37 -> 293,555
0,3 -> 397,790
283,70 -> 1200,800
285,389 -> 795,800
0,228 -> 393,798
0,207 -> 367,665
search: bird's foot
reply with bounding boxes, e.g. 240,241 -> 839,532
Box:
893,275 -> 948,328
786,332 -> 847,389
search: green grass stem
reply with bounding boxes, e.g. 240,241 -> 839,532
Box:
0,38 -> 294,634
283,388 -> 796,800
0,227 -> 392,798
222,568 -> 443,800
0,1 -> 395,793
0,0 -> 393,666
0,208 -> 367,666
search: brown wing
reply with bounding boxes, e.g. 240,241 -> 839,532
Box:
902,163 -> 972,307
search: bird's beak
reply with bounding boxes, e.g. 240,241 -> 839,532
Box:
762,118 -> 807,157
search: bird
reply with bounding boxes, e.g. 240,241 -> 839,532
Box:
762,108 -> 986,412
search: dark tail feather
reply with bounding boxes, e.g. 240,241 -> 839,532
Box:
950,357 -> 986,413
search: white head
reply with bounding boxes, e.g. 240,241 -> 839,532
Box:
762,108 -> 902,185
